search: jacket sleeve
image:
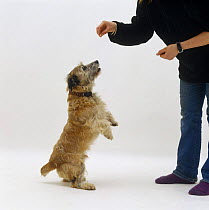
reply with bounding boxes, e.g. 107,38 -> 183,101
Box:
186,0 -> 209,31
108,2 -> 154,46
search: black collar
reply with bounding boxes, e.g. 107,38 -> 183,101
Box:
69,90 -> 92,97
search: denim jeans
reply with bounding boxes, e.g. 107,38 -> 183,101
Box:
173,79 -> 209,183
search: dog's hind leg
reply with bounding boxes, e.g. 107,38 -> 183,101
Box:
72,167 -> 95,190
57,163 -> 95,190
70,163 -> 95,190
73,180 -> 96,190
62,178 -> 72,182
57,163 -> 76,182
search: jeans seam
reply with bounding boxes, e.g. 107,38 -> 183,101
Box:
192,113 -> 201,176
173,170 -> 197,182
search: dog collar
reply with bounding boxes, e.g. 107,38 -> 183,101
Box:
69,90 -> 92,97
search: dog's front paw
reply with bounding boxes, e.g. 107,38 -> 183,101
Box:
111,121 -> 118,127
105,133 -> 113,140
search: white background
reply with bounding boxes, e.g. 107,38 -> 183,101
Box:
0,0 -> 209,209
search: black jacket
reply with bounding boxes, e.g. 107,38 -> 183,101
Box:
108,0 -> 209,83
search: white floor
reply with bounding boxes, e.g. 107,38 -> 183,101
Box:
0,149 -> 208,210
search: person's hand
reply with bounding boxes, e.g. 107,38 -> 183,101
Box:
96,21 -> 117,37
156,44 -> 179,60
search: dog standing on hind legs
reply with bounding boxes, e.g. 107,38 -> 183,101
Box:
40,60 -> 118,190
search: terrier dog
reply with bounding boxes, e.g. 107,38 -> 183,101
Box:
40,60 -> 118,190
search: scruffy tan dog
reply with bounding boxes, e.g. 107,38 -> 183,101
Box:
40,60 -> 118,190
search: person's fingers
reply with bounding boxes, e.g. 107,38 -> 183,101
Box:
160,55 -> 166,59
96,26 -> 101,36
96,21 -> 108,36
99,28 -> 110,37
96,23 -> 102,29
96,22 -> 104,35
156,47 -> 167,55
96,25 -> 103,36
160,53 -> 167,59
96,21 -> 116,37
160,52 -> 174,60
157,49 -> 166,56
97,21 -> 105,29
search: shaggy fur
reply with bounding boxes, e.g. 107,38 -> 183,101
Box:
40,60 -> 118,190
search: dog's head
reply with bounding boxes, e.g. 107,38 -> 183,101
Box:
66,60 -> 101,91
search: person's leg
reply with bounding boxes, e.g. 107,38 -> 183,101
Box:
201,83 -> 209,183
189,83 -> 209,195
156,79 -> 206,184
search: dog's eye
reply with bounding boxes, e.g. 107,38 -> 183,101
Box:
81,66 -> 87,71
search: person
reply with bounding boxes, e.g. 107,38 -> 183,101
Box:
96,0 -> 209,196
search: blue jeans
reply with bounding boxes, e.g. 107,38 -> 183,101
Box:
173,79 -> 209,183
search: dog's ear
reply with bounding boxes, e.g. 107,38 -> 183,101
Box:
67,75 -> 80,91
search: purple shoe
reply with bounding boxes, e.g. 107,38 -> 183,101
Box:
189,182 -> 209,196
155,173 -> 195,184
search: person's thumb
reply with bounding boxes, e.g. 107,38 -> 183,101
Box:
156,48 -> 167,56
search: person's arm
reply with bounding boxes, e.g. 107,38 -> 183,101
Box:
181,32 -> 209,50
97,2 -> 154,46
181,0 -> 209,50
156,0 -> 209,60
156,32 -> 209,60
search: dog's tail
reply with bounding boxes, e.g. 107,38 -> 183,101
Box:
40,161 -> 57,177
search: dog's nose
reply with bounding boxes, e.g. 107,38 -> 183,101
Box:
94,60 -> 99,64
